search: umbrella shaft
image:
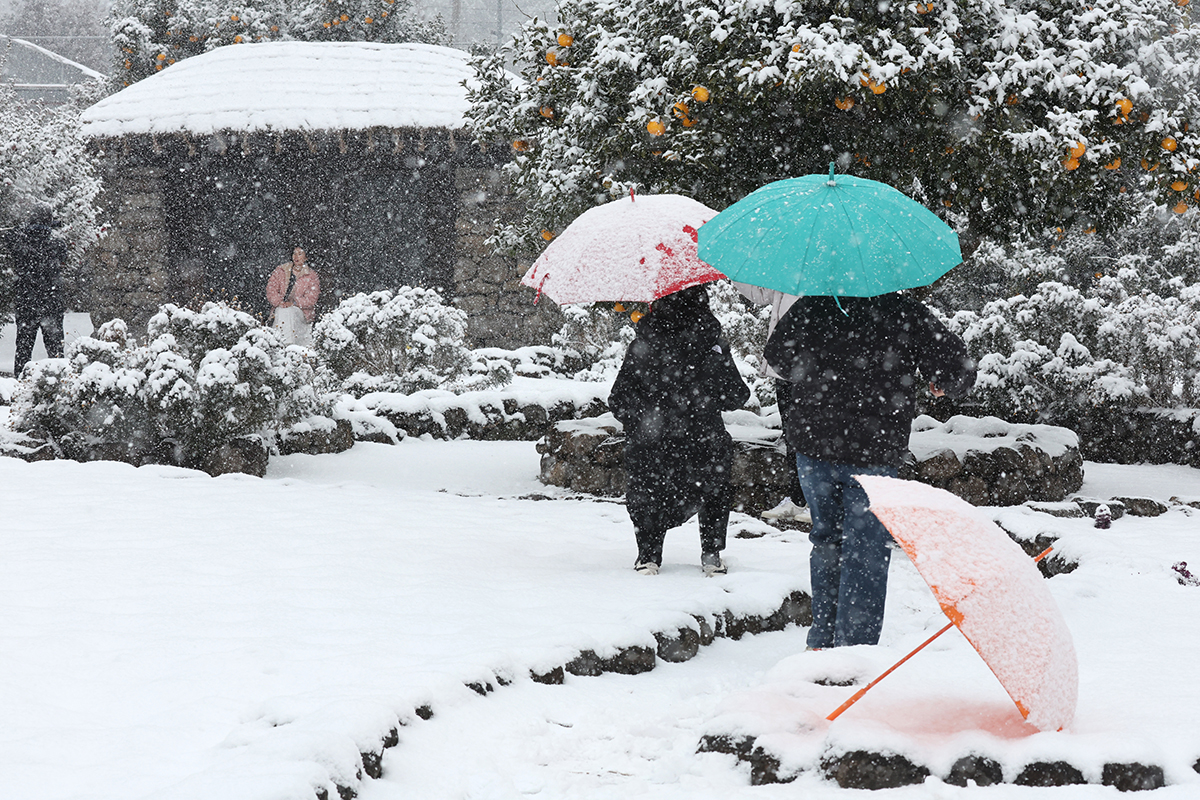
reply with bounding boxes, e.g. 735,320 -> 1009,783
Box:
826,621 -> 955,722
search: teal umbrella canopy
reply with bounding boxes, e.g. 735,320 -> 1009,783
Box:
697,167 -> 962,297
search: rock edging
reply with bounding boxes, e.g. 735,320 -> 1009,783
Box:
698,735 -> 1178,791
309,588 -> 812,800
539,413 -> 1085,512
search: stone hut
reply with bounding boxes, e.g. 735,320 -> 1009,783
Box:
78,41 -> 557,346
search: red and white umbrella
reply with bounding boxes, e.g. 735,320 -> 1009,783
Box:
521,192 -> 726,305
850,476 -> 1078,732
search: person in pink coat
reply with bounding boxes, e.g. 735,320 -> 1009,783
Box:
266,247 -> 320,345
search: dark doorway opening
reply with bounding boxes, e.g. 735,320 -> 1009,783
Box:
163,138 -> 458,321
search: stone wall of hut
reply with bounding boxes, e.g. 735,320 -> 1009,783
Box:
83,137 -> 561,348
86,157 -> 171,331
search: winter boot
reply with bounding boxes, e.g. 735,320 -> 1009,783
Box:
701,551 -> 727,577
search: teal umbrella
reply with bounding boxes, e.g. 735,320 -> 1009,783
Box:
697,164 -> 961,297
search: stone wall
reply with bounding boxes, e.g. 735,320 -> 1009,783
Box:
537,414 -> 1085,512
84,155 -> 172,330
453,165 -> 561,348
82,149 -> 559,349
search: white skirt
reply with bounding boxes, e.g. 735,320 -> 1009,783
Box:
273,305 -> 312,346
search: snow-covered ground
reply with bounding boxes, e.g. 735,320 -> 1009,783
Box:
3,404 -> 1200,798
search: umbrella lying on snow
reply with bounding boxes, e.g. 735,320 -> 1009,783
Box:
831,476 -> 1078,732
697,164 -> 961,298
521,192 -> 725,305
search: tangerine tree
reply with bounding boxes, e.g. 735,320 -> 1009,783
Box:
467,0 -> 1200,253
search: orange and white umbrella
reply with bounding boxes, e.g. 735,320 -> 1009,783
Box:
521,192 -> 725,305
848,476 -> 1078,732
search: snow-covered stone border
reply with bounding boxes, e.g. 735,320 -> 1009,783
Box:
307,588 -> 811,800
699,733 -> 1180,791
538,414 -> 1086,512
357,384 -> 610,442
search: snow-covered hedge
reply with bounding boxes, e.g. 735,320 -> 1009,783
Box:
9,304 -> 330,467
946,280 -> 1200,420
313,287 -> 513,397
937,206 -> 1200,424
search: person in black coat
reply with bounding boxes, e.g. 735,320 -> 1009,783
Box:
609,284 -> 751,576
6,207 -> 67,374
765,292 -> 975,648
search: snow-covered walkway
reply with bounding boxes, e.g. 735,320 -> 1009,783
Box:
2,440 -> 810,800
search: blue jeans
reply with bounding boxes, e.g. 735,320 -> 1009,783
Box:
796,453 -> 897,648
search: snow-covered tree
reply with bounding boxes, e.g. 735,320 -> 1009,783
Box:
468,0 -> 1200,253
107,0 -> 448,88
0,82 -> 103,318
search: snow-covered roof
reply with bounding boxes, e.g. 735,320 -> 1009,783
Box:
80,41 -> 476,138
1,35 -> 103,103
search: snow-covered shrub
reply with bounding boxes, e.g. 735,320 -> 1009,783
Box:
147,302 -> 263,364
933,200 -> 1200,424
945,278 -> 1200,421
313,287 -> 512,396
552,303 -> 637,381
9,304 -> 329,465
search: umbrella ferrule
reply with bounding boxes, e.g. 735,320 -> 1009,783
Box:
827,161 -> 836,187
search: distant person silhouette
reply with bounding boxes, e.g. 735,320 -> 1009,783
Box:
6,206 -> 66,374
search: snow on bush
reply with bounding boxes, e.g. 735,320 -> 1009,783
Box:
937,204 -> 1200,422
551,303 -> 637,382
945,281 -> 1200,421
313,287 -> 513,397
9,304 -> 329,465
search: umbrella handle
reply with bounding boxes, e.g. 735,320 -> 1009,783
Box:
825,545 -> 1056,722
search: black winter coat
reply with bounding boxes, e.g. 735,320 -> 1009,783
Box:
609,289 -> 750,533
6,221 -> 66,317
765,293 -> 975,468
